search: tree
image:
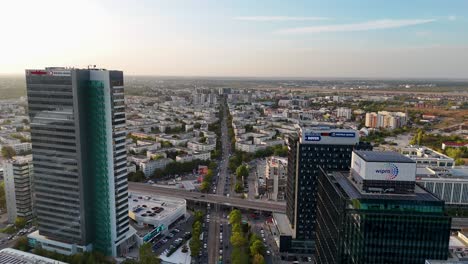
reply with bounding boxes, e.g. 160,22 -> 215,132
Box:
230,231 -> 247,247
194,211 -> 204,222
139,243 -> 160,264
273,145 -> 288,157
417,130 -> 424,145
128,170 -> 146,182
1,146 -> 16,159
235,183 -> 244,193
250,240 -> 265,256
229,209 -> 242,225
14,236 -> 29,251
15,217 -> 27,229
252,253 -> 265,264
200,181 -> 210,192
236,165 -> 249,179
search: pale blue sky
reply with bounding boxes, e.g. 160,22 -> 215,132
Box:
1,0 -> 467,78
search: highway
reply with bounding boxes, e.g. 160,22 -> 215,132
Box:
127,183 -> 286,213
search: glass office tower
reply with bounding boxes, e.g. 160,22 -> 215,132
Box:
315,151 -> 451,264
284,126 -> 371,253
26,67 -> 129,256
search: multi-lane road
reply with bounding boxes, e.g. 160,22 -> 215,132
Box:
209,99 -> 231,264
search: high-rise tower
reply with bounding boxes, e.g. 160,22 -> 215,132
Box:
284,126 -> 371,253
25,67 -> 131,256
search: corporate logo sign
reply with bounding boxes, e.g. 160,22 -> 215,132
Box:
375,163 -> 399,180
330,132 -> 355,138
304,133 -> 321,142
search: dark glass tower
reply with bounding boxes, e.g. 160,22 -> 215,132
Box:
284,127 -> 371,253
26,67 -> 129,256
315,151 -> 451,264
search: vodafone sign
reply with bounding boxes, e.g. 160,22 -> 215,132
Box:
27,70 -> 70,76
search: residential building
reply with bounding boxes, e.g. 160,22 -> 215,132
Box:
9,142 -> 32,154
187,140 -> 216,152
25,67 -> 134,257
283,126 -> 371,253
365,112 -> 378,128
265,156 -> 287,201
315,151 -> 451,264
336,107 -> 352,120
3,155 -> 33,223
365,111 -> 407,129
140,158 -> 174,177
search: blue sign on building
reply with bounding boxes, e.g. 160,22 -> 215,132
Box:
330,132 -> 355,138
305,135 -> 321,141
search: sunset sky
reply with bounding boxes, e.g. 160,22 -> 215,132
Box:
1,0 -> 467,78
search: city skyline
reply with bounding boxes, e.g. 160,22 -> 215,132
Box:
1,0 -> 468,78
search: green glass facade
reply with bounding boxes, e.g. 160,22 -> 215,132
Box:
316,170 -> 451,264
86,80 -> 113,255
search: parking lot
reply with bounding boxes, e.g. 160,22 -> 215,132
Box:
151,216 -> 194,258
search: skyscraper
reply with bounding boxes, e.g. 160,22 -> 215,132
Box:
25,67 -> 133,257
283,126 -> 371,253
3,155 -> 34,223
315,151 -> 451,263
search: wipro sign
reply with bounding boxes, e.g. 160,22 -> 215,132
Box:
375,163 -> 399,180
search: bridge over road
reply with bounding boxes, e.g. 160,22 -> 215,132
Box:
128,182 -> 286,213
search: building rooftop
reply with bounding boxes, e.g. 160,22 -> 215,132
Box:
272,213 -> 293,236
128,192 -> 186,222
0,248 -> 67,264
333,171 -> 440,202
354,150 -> 415,163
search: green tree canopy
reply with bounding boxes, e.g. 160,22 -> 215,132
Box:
229,209 -> 242,225
139,243 -> 160,264
1,146 -> 16,159
252,253 -> 266,264
250,240 -> 265,256
236,165 -> 249,179
230,231 -> 247,247
15,217 -> 27,229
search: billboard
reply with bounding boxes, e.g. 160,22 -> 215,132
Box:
351,152 -> 416,182
302,129 -> 359,145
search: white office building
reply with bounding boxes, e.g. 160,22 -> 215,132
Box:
3,155 -> 34,223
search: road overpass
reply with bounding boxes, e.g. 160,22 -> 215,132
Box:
128,182 -> 286,213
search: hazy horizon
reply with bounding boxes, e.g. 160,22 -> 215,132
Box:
1,0 -> 468,78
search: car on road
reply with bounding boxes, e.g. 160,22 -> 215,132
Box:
266,250 -> 271,255
203,243 -> 207,249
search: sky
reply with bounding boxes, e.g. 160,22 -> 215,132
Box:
1,0 -> 468,78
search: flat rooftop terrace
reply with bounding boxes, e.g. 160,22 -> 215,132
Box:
129,192 -> 186,221
355,150 -> 415,163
